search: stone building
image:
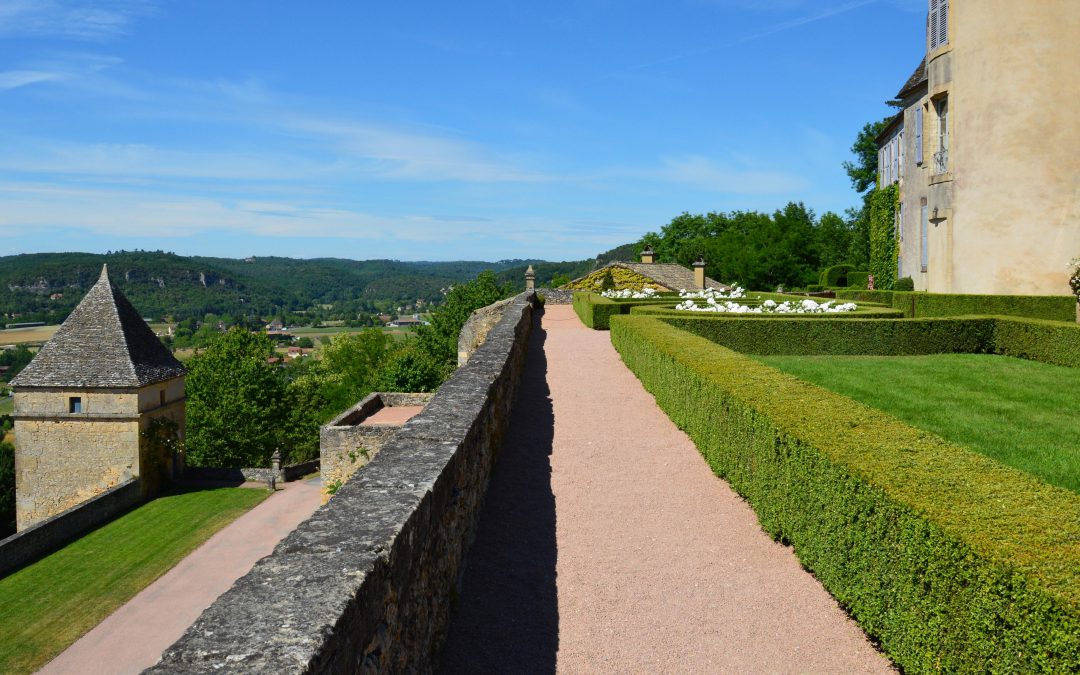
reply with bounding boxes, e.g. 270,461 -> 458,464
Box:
10,265 -> 187,531
878,0 -> 1080,295
565,249 -> 728,292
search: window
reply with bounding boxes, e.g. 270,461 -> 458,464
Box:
159,390 -> 167,407
915,106 -> 924,164
69,397 -> 82,413
934,97 -> 949,174
929,0 -> 949,50
895,132 -> 903,179
920,200 -> 929,272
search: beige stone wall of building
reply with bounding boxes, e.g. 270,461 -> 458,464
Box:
13,376 -> 186,530
945,1 -> 1080,295
15,416 -> 140,530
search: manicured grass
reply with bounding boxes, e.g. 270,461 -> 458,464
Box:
0,486 -> 267,674
757,353 -> 1080,494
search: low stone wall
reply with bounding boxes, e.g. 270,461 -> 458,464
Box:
320,392 -> 433,500
0,478 -> 141,577
150,292 -> 537,673
535,287 -> 573,304
183,459 -> 321,485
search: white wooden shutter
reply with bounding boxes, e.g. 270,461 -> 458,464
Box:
938,0 -> 949,48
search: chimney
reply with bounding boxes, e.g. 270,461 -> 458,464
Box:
640,246 -> 654,264
693,255 -> 706,289
524,264 -> 536,291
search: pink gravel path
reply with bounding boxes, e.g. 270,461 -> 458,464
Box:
39,479 -> 322,675
441,304 -> 892,673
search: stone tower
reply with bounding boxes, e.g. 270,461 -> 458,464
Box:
10,265 -> 187,531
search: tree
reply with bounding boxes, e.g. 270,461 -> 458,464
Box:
843,118 -> 893,194
185,328 -> 287,468
817,211 -> 854,269
0,441 -> 14,536
413,271 -> 508,370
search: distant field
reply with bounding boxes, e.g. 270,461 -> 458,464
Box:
757,353 -> 1080,494
0,326 -> 56,345
0,397 -> 12,415
0,486 -> 267,674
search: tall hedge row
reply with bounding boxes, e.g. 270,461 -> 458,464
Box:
572,292 -> 619,330
610,315 -> 1080,672
835,289 -> 1076,322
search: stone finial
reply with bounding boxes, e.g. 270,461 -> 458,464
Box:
524,265 -> 536,291
641,247 -> 655,264
693,255 -> 706,289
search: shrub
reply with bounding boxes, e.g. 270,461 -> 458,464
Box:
656,315 -> 993,356
892,276 -> 915,291
629,303 -> 904,322
572,292 -> 678,330
1070,258 -> 1080,302
994,317 -> 1080,368
836,290 -> 1076,322
0,441 -> 13,537
609,315 -> 1080,672
847,271 -> 871,289
818,263 -> 856,287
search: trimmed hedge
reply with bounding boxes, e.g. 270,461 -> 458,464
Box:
994,316 -> 1080,368
836,289 -> 1076,322
571,292 -> 673,330
819,263 -> 857,287
610,314 -> 1080,672
572,292 -> 619,330
847,271 -> 871,289
658,315 -> 994,356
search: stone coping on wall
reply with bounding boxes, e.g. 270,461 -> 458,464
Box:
182,458 -> 321,485
0,478 -> 141,578
149,291 -> 537,673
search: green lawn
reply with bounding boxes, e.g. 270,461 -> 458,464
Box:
0,486 -> 267,674
757,353 -> 1080,494
0,396 -> 12,415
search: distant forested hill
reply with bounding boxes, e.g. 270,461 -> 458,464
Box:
0,247 -> 633,325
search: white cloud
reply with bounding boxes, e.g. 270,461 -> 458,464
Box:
0,69 -> 63,89
0,0 -> 156,41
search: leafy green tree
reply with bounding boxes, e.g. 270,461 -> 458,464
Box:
817,211 -> 854,268
843,117 -> 894,269
374,346 -> 445,393
0,345 -> 34,383
414,271 -> 508,370
317,329 -> 395,414
185,328 -> 287,468
550,273 -> 571,287
0,441 -> 14,536
296,337 -> 314,349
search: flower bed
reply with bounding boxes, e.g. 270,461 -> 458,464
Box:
674,297 -> 858,314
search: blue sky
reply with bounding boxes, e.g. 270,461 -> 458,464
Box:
0,0 -> 926,261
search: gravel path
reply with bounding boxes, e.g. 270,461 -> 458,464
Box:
39,479 -> 322,675
440,304 -> 892,673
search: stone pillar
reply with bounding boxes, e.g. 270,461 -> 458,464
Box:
524,265 -> 535,291
640,247 -> 654,264
693,256 -> 706,289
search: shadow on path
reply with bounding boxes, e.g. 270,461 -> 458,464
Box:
438,309 -> 558,674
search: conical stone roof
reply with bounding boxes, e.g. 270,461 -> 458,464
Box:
11,265 -> 187,389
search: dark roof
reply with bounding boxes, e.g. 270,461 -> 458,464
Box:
896,58 -> 927,99
875,110 -> 905,145
579,262 -> 728,291
11,265 -> 187,389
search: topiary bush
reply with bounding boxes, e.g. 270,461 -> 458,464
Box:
1070,258 -> 1080,302
847,271 -> 871,289
609,314 -> 1080,672
893,276 -> 915,291
819,263 -> 856,287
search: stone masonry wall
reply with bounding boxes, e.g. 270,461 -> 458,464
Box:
150,292 -> 536,673
320,392 -> 434,500
0,478 -> 141,577
15,416 -> 140,530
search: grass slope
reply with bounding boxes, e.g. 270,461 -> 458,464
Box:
758,353 -> 1080,494
0,486 -> 267,674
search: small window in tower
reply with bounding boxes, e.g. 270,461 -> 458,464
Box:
69,397 -> 82,413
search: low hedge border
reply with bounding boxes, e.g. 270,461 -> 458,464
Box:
610,314 -> 1080,672
571,292 -> 675,329
836,289 -> 1076,323
648,313 -> 1080,367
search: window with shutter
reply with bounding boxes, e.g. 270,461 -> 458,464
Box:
929,0 -> 939,49
920,201 -> 929,272
897,131 -> 904,178
915,107 -> 923,164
